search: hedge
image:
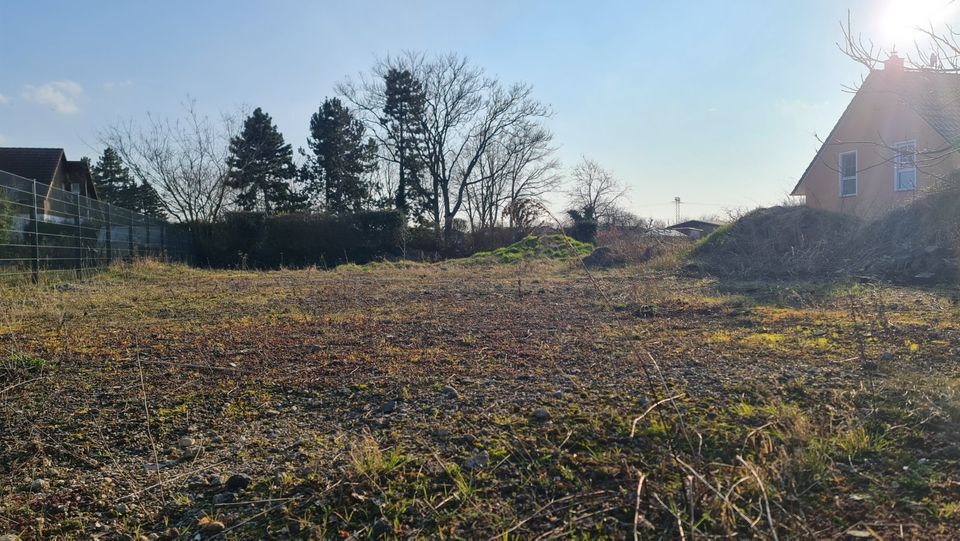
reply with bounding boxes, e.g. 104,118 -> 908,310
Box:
191,210 -> 406,268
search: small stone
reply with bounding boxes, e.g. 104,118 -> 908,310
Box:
199,519 -> 225,535
531,408 -> 551,423
441,385 -> 460,400
180,447 -> 201,461
206,473 -> 223,486
0,534 -> 22,541
463,451 -> 489,470
551,391 -> 563,399
372,518 -> 392,538
212,492 -> 237,505
210,435 -> 224,445
224,473 -> 251,492
156,528 -> 179,541
115,503 -> 130,515
179,436 -> 196,448
881,351 -> 895,362
29,479 -> 49,492
379,401 -> 397,414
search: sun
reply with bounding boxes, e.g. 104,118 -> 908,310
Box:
881,0 -> 956,46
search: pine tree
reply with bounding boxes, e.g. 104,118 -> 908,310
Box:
304,98 -> 377,213
135,182 -> 167,219
382,69 -> 426,216
226,108 -> 305,214
92,147 -> 139,209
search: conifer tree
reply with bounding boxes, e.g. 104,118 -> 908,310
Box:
226,108 -> 305,213
382,69 -> 426,216
303,98 -> 377,213
92,147 -> 139,209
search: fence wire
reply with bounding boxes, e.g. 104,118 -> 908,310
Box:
0,170 -> 191,281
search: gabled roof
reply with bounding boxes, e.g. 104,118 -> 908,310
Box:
791,68 -> 960,195
0,147 -> 65,184
667,219 -> 722,230
0,147 -> 98,199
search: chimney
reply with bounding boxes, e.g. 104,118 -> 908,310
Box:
884,53 -> 904,72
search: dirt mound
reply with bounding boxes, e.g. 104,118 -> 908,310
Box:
582,246 -> 627,268
467,234 -> 592,264
688,205 -> 859,279
688,181 -> 960,284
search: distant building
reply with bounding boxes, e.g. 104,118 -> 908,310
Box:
667,219 -> 722,240
0,147 -> 98,199
791,54 -> 960,218
0,147 -> 99,229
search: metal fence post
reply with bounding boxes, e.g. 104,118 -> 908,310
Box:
74,193 -> 83,278
128,212 -> 134,260
106,204 -> 113,263
160,223 -> 166,260
30,180 -> 39,283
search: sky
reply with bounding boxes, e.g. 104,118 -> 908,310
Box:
1,0 -> 955,222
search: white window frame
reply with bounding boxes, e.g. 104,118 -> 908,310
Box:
894,140 -> 917,192
839,150 -> 858,198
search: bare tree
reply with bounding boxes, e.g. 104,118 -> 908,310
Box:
840,11 -> 960,75
340,53 -> 553,240
100,99 -> 240,223
465,122 -> 560,230
566,157 -> 627,222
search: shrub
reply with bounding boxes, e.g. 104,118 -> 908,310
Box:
0,193 -> 12,246
193,210 -> 405,268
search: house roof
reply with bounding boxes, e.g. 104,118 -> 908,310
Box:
0,147 -> 97,199
0,147 -> 66,184
791,68 -> 960,195
667,219 -> 722,230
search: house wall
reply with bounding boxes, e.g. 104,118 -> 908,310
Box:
797,77 -> 960,219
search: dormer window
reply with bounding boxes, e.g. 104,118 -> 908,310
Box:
894,141 -> 917,191
839,151 -> 857,197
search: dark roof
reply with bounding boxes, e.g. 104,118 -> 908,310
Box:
791,68 -> 960,195
0,147 -> 65,184
667,220 -> 722,230
889,70 -> 960,143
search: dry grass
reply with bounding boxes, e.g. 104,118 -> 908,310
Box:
1,259 -> 959,539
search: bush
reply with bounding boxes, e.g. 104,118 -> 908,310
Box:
0,193 -> 12,246
568,219 -> 597,244
193,210 -> 405,268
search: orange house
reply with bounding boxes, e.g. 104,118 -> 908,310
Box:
791,55 -> 960,219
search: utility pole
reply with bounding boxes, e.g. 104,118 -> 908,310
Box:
674,196 -> 681,225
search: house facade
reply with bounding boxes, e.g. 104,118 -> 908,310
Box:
0,147 -> 99,226
791,55 -> 960,219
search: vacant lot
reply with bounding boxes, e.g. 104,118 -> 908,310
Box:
1,260 -> 959,539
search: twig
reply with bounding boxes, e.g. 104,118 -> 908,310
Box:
630,394 -> 684,437
738,456 -> 779,541
135,336 -> 165,504
634,472 -> 650,541
0,376 -> 47,395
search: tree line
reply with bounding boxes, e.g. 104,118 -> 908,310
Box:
95,52 -> 630,242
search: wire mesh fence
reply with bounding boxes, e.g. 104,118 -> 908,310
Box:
0,170 -> 191,282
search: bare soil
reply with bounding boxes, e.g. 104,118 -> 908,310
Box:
1,260 -> 959,539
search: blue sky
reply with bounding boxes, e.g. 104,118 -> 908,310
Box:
0,0 -> 948,221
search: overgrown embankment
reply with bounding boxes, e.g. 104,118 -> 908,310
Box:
688,180 -> 960,283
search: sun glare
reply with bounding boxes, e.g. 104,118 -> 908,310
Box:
881,0 -> 955,46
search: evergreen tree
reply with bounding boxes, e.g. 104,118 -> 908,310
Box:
304,98 -> 377,213
91,147 -> 139,209
382,69 -> 426,216
226,108 -> 305,213
135,182 -> 167,219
